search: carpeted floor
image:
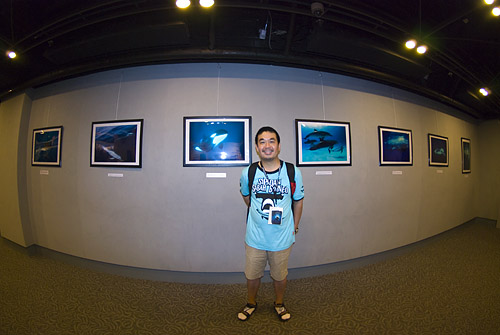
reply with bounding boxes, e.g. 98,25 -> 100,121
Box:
1,218 -> 500,335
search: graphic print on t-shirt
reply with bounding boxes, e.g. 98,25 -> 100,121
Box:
252,177 -> 289,220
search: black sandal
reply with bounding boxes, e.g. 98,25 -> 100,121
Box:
237,303 -> 257,321
274,302 -> 291,321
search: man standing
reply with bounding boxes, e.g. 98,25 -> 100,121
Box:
238,126 -> 304,322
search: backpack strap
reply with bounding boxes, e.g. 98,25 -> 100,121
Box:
247,162 -> 259,208
285,162 -> 296,196
247,161 -> 295,216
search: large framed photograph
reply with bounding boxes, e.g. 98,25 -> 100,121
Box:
428,134 -> 449,167
378,126 -> 413,165
90,119 -> 143,167
461,137 -> 471,173
183,116 -> 251,167
32,126 -> 63,166
295,119 -> 351,166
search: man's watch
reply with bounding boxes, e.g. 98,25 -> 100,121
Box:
294,227 -> 299,234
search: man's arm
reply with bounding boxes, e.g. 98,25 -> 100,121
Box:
242,193 -> 250,207
292,199 -> 304,231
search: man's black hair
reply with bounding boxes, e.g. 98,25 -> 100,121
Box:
255,126 -> 280,144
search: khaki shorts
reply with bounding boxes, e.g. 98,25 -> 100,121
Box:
245,244 -> 293,281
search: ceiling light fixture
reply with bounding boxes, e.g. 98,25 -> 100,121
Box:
199,0 -> 214,8
7,50 -> 16,59
484,0 -> 495,5
405,39 -> 417,49
492,7 -> 500,16
176,0 -> 190,8
479,88 -> 491,96
416,45 -> 428,54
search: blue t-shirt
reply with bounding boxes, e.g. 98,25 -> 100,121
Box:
240,161 -> 304,251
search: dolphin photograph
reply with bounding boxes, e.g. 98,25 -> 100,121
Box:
296,119 -> 351,166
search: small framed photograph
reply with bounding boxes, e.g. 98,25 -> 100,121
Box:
32,126 -> 63,166
183,116 -> 251,167
378,126 -> 413,166
428,134 -> 449,167
295,119 -> 351,166
90,119 -> 143,167
461,137 -> 471,173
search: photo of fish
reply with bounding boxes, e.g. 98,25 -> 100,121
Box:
91,119 -> 143,167
296,119 -> 351,166
32,126 -> 63,166
378,126 -> 412,165
428,134 -> 448,166
184,116 -> 251,166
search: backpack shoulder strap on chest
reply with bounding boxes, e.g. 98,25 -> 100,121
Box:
247,162 -> 259,205
285,162 -> 296,196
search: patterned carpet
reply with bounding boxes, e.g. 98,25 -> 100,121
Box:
1,219 -> 500,335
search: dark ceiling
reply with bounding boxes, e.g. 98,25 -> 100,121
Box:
1,0 -> 499,119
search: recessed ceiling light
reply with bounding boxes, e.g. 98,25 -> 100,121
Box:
7,51 -> 16,59
492,7 -> 500,16
479,88 -> 491,96
416,45 -> 428,54
405,39 -> 416,49
484,0 -> 494,5
199,0 -> 214,7
176,0 -> 190,8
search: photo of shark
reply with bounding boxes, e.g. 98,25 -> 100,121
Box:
379,127 -> 412,165
91,119 -> 143,167
297,121 -> 350,165
94,124 -> 138,163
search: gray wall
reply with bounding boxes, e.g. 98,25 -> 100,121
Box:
2,63 -> 488,272
476,119 -> 500,220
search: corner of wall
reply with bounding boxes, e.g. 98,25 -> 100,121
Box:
0,93 -> 34,247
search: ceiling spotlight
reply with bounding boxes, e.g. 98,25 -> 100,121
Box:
311,2 -> 325,17
405,39 -> 417,49
7,50 -> 17,59
199,0 -> 214,7
416,45 -> 428,54
176,0 -> 190,8
479,88 -> 491,96
484,0 -> 495,5
493,7 -> 500,16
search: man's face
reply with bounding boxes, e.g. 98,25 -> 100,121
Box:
256,131 -> 281,161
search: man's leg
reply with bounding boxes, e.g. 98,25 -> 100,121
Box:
269,246 -> 292,321
273,277 -> 287,305
247,277 -> 261,305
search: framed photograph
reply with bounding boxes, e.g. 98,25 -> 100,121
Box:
183,116 -> 251,167
378,126 -> 413,165
428,134 -> 449,167
90,119 -> 143,167
461,137 -> 471,173
32,126 -> 63,166
295,119 -> 351,166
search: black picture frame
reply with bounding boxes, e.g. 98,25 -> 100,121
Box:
295,119 -> 351,166
378,126 -> 413,166
461,137 -> 471,174
183,116 -> 252,167
90,119 -> 143,168
31,126 -> 63,166
428,134 -> 449,167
